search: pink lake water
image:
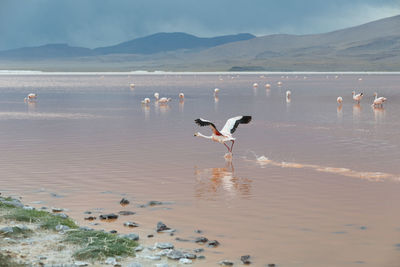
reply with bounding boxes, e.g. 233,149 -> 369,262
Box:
1,73 -> 400,266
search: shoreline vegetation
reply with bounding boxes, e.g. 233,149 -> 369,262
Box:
0,195 -> 139,266
0,195 -> 260,266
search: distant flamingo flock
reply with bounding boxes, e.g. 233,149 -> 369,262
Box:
23,75 -> 390,157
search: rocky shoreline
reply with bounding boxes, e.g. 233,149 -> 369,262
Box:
0,194 -> 277,266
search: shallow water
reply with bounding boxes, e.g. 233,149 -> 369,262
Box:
1,73 -> 400,266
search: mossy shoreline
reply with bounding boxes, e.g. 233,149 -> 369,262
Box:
0,195 -> 139,266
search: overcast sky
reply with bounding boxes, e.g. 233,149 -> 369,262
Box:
0,0 -> 399,50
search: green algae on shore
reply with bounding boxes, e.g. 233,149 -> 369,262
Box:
64,230 -> 138,260
0,196 -> 138,264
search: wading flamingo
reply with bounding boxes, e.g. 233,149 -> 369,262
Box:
141,98 -> 150,104
179,93 -> 184,99
194,116 -> 252,154
337,96 -> 343,104
214,88 -> 220,95
154,92 -> 160,101
372,92 -> 387,107
24,93 -> 37,102
158,97 -> 171,103
352,91 -> 363,104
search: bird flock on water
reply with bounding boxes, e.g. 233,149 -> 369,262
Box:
336,90 -> 387,107
23,75 -> 390,157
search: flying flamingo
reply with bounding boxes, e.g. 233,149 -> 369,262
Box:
352,91 -> 363,104
194,116 -> 252,155
372,92 -> 387,107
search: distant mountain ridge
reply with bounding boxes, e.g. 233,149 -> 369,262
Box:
0,32 -> 256,59
0,15 -> 399,71
0,43 -> 95,59
94,32 -> 256,55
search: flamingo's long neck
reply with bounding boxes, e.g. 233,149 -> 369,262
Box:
196,132 -> 212,139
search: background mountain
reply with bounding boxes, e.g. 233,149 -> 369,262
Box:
0,15 -> 399,71
94,32 -> 256,55
0,44 -> 95,59
0,32 -> 255,59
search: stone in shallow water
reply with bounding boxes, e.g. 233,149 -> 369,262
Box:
119,211 -> 136,216
219,260 -> 234,266
126,263 -> 142,267
100,214 -> 118,220
175,237 -> 190,242
207,240 -> 220,248
120,198 -> 130,205
184,253 -> 196,259
148,200 -> 163,206
123,233 -> 139,241
241,255 -> 251,264
156,242 -> 174,249
193,248 -> 204,253
167,250 -> 184,260
195,237 -> 208,243
84,216 -> 96,221
156,221 -> 170,232
197,255 -> 206,260
155,264 -> 169,267
109,230 -> 118,234
124,221 -> 139,228
52,207 -> 64,212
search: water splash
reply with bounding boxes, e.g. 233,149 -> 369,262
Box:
246,151 -> 400,182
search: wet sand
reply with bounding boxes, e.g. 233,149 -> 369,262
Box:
1,73 -> 400,266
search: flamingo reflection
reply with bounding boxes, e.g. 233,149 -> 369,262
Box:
352,103 -> 361,120
194,162 -> 252,199
372,106 -> 385,123
337,104 -> 343,119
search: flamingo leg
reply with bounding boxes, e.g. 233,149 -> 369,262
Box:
230,140 -> 235,152
223,142 -> 231,152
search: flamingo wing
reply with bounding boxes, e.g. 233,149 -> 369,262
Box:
195,118 -> 222,135
221,116 -> 252,135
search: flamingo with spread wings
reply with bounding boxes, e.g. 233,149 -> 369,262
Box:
194,116 -> 252,154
